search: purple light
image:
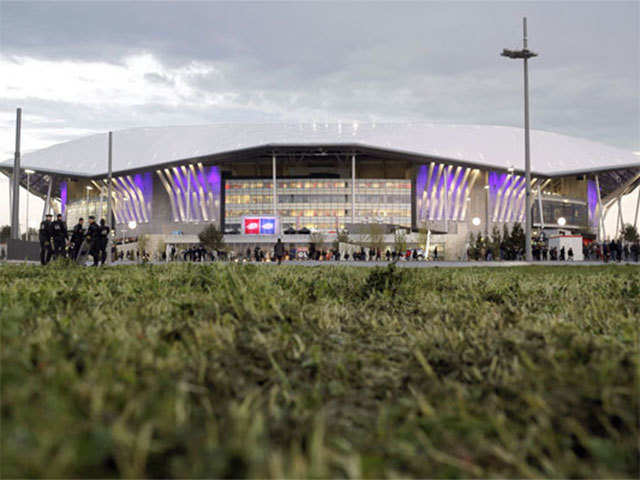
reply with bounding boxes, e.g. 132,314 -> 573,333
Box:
133,172 -> 153,220
60,181 -> 67,217
587,179 -> 598,228
415,165 -> 428,220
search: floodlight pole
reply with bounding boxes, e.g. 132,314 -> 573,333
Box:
107,131 -> 113,264
11,108 -> 22,240
502,17 -> 537,262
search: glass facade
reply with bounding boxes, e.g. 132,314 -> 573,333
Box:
224,178 -> 411,232
66,198 -> 109,227
532,198 -> 588,227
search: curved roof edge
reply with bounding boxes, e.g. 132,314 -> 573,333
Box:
1,122 -> 638,177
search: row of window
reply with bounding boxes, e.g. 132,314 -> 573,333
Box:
225,194 -> 412,205
225,179 -> 411,190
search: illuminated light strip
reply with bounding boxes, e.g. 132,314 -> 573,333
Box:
429,164 -> 444,220
447,166 -> 463,220
189,164 -> 208,221
126,176 -> 147,223
157,170 -> 179,222
460,169 -> 480,221
453,167 -> 471,221
126,175 -> 149,223
197,163 -> 214,221
111,178 -> 132,223
168,168 -> 187,221
422,162 -> 435,223
515,177 -> 540,222
492,174 -> 512,221
510,178 -> 528,222
117,177 -> 142,224
179,166 -> 194,221
499,175 -> 521,222
511,176 -> 529,222
108,181 -> 125,223
438,165 -> 452,220
180,166 -> 195,221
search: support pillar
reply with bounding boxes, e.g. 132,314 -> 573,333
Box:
42,175 -> 53,221
634,187 -> 640,229
595,175 -> 604,242
537,183 -> 544,229
617,196 -> 624,237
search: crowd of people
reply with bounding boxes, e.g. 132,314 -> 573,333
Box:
38,214 -> 110,266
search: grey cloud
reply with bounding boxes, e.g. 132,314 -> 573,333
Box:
0,1 -> 637,152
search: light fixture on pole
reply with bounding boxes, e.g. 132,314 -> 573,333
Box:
25,169 -> 35,240
502,17 -> 537,262
85,185 -> 93,219
557,217 -> 567,227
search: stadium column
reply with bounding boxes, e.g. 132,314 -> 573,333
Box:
595,174 -> 604,242
42,175 -> 53,220
351,154 -> 356,225
634,187 -> 640,229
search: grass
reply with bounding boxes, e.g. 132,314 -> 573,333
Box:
1,262 -> 638,478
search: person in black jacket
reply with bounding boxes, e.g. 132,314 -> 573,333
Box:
51,213 -> 68,259
38,213 -> 54,265
85,216 -> 101,266
69,218 -> 85,260
98,219 -> 110,265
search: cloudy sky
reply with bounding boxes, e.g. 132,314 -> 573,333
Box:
1,1 -> 638,231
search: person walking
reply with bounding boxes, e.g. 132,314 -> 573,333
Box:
85,216 -> 101,267
568,247 -> 574,261
51,213 -> 68,259
38,213 -> 54,265
273,238 -> 285,265
98,218 -> 110,265
69,218 -> 85,260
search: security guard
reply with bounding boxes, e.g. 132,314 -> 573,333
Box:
69,217 -> 85,260
38,213 -> 54,265
98,218 -> 110,265
85,216 -> 101,267
51,213 -> 68,259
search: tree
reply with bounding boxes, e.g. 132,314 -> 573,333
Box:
137,234 -> 149,255
364,222 -> 385,253
622,224 -> 639,243
0,225 -> 11,243
510,223 -> 525,257
199,224 -> 226,252
334,229 -> 350,250
474,232 -> 485,260
489,225 -> 501,260
394,230 -> 407,255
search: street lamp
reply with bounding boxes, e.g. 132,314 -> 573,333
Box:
502,17 -> 537,262
25,169 -> 34,240
557,217 -> 567,227
85,185 -> 93,219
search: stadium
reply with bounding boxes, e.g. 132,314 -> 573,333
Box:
2,123 -> 639,259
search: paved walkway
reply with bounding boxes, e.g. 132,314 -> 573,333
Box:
3,259 -> 639,268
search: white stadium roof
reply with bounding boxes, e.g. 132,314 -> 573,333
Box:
2,123 -> 638,177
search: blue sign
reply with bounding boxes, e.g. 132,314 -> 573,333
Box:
259,217 -> 276,235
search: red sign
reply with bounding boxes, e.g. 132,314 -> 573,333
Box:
243,217 -> 260,234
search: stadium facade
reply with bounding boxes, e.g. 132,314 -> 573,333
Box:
2,123 -> 639,259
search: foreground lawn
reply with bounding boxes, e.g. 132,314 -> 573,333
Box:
1,263 -> 638,478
